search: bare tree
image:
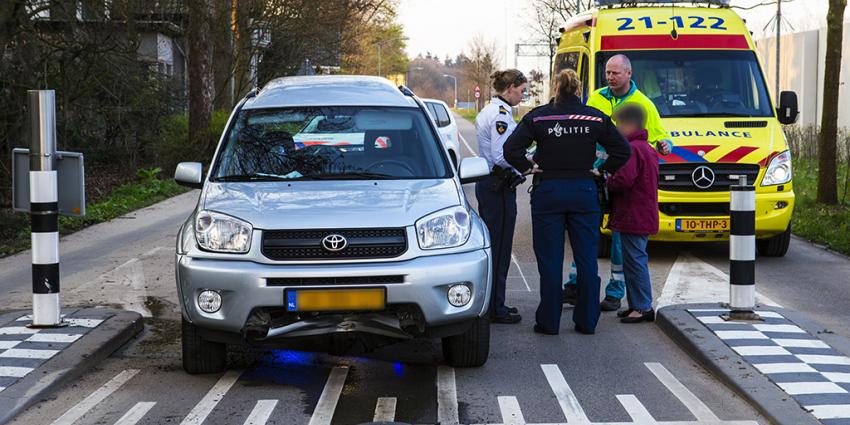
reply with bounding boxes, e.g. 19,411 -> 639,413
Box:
524,0 -> 593,77
463,34 -> 501,105
188,0 -> 214,150
817,0 -> 847,204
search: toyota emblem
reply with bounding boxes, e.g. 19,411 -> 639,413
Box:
691,166 -> 716,189
321,234 -> 348,252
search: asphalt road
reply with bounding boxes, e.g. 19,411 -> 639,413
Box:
2,112 -> 848,424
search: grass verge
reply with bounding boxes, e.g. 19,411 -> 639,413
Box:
455,108 -> 478,124
791,158 -> 850,256
0,167 -> 189,257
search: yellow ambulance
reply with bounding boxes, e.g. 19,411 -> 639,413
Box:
555,0 -> 798,256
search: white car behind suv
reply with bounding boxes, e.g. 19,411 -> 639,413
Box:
422,99 -> 460,168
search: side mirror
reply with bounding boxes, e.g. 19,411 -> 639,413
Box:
174,162 -> 204,189
459,157 -> 490,185
776,91 -> 799,125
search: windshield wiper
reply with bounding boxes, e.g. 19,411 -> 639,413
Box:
308,171 -> 394,180
215,172 -> 293,182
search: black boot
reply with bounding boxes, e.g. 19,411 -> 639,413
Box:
600,296 -> 621,312
562,285 -> 578,305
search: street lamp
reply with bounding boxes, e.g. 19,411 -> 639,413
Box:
443,74 -> 458,109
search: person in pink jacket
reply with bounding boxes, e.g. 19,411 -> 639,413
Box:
606,104 -> 659,324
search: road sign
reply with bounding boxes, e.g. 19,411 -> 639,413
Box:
474,86 -> 481,99
12,148 -> 85,216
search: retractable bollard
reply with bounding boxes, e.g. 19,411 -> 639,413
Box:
726,176 -> 759,321
28,90 -> 64,327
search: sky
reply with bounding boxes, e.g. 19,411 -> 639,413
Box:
397,0 -> 842,73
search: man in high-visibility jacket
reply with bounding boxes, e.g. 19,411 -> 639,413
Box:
563,54 -> 672,313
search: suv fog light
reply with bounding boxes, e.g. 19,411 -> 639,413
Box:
198,290 -> 222,313
447,284 -> 472,307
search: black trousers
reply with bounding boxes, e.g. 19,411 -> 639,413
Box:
475,175 -> 517,317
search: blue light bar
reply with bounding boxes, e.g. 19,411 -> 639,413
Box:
595,0 -> 731,6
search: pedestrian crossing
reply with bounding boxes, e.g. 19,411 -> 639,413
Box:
35,361 -> 759,425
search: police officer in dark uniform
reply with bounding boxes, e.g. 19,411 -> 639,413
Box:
475,69 -> 528,324
504,69 -> 631,335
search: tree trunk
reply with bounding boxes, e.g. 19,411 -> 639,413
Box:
188,0 -> 215,152
817,0 -> 846,205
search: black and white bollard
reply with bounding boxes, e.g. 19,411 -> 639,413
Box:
28,90 -> 63,327
728,176 -> 757,319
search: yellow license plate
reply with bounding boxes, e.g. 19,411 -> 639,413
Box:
675,218 -> 730,233
285,288 -> 386,312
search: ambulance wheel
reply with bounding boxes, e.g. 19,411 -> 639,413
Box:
182,317 -> 226,374
598,234 -> 611,259
757,225 -> 791,257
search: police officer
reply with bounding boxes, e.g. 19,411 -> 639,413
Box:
475,69 -> 528,324
504,69 -> 630,335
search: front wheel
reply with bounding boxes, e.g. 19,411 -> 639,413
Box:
757,225 -> 792,257
182,317 -> 226,374
442,317 -> 490,367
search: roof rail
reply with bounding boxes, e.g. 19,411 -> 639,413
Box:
398,85 -> 415,97
595,0 -> 730,7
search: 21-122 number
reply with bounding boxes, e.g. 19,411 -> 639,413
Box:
616,16 -> 727,31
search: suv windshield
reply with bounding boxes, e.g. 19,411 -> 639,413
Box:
596,50 -> 774,118
212,106 -> 451,181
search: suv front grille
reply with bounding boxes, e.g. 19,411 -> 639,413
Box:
266,275 -> 406,286
262,228 -> 407,260
659,163 -> 760,192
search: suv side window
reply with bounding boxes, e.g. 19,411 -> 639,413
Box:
434,104 -> 451,128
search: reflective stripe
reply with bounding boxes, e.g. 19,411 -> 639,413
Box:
730,284 -> 755,310
31,232 -> 59,264
29,171 -> 58,203
729,235 -> 755,261
32,293 -> 61,326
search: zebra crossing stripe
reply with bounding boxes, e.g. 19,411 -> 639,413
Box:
308,367 -> 348,425
616,394 -> 656,423
113,401 -> 156,425
180,370 -> 242,425
50,369 -> 140,425
437,366 -> 460,425
541,364 -> 590,423
645,363 -> 719,422
497,396 -> 526,425
373,397 -> 397,422
244,400 -> 278,425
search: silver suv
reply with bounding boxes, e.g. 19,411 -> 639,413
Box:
174,76 -> 493,373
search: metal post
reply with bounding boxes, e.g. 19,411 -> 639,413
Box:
727,176 -> 757,320
775,0 -> 781,98
443,74 -> 458,108
28,90 -> 64,327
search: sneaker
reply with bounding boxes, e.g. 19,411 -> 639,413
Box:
492,313 -> 522,324
600,296 -> 621,312
562,285 -> 578,305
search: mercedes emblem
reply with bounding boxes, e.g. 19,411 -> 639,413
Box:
321,234 -> 348,252
691,166 -> 716,189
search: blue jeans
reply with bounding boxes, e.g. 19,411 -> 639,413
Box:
531,178 -> 601,333
621,233 -> 653,311
476,175 -> 517,317
564,232 -> 624,299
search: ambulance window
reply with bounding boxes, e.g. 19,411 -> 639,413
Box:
554,52 -> 580,75
580,54 -> 589,102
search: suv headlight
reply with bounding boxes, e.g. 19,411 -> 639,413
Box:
761,150 -> 792,186
416,206 -> 471,250
195,210 -> 252,253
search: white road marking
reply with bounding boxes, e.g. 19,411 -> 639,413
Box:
114,401 -> 156,425
0,348 -> 59,359
658,253 -> 781,308
458,132 -> 478,156
776,382 -> 846,395
796,355 -> 850,365
180,370 -> 242,425
373,397 -> 397,422
752,324 -> 806,333
731,346 -> 792,356
0,386 -> 5,392
0,341 -> 20,349
804,404 -> 850,420
714,331 -> 769,340
244,400 -> 278,425
696,316 -> 727,324
616,394 -> 657,423
308,366 -> 349,425
0,327 -> 39,335
64,318 -> 104,328
773,339 -> 830,348
498,396 -> 526,425
823,372 -> 850,383
437,366 -> 460,425
541,364 -> 590,424
50,369 -> 140,425
645,362 -> 719,421
752,363 -> 817,374
27,333 -> 82,343
754,311 -> 784,319
0,366 -> 34,378
511,254 -> 532,292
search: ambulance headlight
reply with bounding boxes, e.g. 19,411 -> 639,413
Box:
416,207 -> 471,249
762,151 -> 792,186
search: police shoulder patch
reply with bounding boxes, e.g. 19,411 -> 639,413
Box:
498,106 -> 509,115
495,121 -> 508,135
